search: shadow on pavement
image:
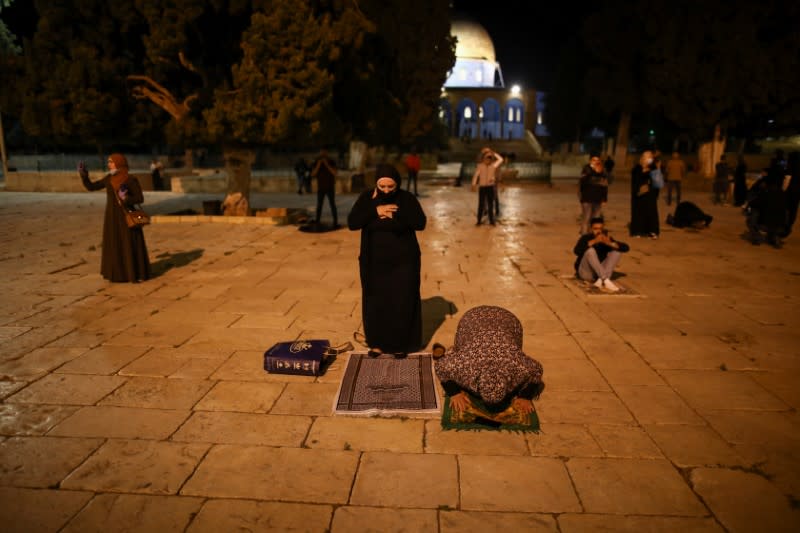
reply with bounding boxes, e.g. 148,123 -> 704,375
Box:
151,249 -> 204,277
422,295 -> 458,347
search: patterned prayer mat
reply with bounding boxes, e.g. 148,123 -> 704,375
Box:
334,352 -> 440,415
441,391 -> 540,433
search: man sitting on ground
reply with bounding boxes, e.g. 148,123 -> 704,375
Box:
573,217 -> 630,292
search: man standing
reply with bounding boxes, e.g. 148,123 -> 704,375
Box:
573,217 -> 630,292
311,148 -> 339,228
472,147 -> 503,226
664,151 -> 686,206
603,154 -> 615,184
578,153 -> 609,235
404,149 -> 421,197
714,155 -> 731,205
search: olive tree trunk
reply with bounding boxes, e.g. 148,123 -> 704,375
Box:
697,124 -> 725,178
222,148 -> 255,216
613,111 -> 631,175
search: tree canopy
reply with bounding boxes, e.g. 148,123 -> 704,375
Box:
546,0 -> 800,149
8,0 -> 456,153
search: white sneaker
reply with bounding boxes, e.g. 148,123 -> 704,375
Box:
603,278 -> 620,292
593,278 -> 604,289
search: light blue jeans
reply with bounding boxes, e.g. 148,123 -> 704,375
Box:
577,247 -> 622,281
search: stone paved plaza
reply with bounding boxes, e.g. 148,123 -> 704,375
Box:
1,180 -> 799,532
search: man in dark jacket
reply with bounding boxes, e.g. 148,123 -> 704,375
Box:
574,217 -> 630,292
311,148 -> 339,227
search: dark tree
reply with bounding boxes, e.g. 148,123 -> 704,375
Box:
358,0 -> 456,148
584,0 -> 800,173
20,0 -> 160,157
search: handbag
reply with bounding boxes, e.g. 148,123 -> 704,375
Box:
124,207 -> 151,228
114,188 -> 150,228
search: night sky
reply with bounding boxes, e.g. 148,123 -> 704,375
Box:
1,1 -> 587,92
453,0 -> 594,91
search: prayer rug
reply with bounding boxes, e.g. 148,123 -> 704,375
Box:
440,391 -> 540,433
334,352 -> 440,415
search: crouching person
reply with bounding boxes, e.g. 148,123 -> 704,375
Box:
573,216 -> 630,292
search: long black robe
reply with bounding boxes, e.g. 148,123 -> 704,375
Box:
630,164 -> 660,236
81,172 -> 151,282
348,188 -> 426,353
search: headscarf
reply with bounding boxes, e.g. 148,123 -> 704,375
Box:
374,163 -> 402,201
108,153 -> 129,190
434,305 -> 544,405
375,164 -> 401,187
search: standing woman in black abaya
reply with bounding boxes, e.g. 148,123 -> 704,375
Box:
348,164 -> 427,358
629,150 -> 660,239
78,153 -> 151,282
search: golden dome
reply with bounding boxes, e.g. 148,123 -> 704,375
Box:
451,17 -> 496,63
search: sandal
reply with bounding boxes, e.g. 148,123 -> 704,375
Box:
367,349 -> 382,358
353,331 -> 368,348
432,343 -> 446,359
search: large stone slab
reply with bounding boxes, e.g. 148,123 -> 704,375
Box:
62,493 -> 204,533
613,385 -> 706,425
558,514 -> 723,532
459,455 -> 580,512
331,506 -> 438,533
188,499 -> 333,532
48,406 -> 189,439
172,411 -> 310,446
660,369 -> 790,411
181,445 -> 358,503
98,377 -> 215,409
193,380 -> 285,412
61,439 -> 209,494
270,382 -> 342,416
350,451 -> 458,508
308,416 -> 424,452
0,436 -> 103,487
0,403 -> 79,436
567,457 -> 706,515
691,467 -> 800,533
644,424 -> 747,467
0,486 -> 94,533
527,423 -> 605,458
5,374 -> 127,405
440,510 -> 558,532
535,391 -> 634,425
424,419 -> 529,456
54,345 -> 150,375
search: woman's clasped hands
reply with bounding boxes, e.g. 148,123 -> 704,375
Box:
376,203 -> 398,219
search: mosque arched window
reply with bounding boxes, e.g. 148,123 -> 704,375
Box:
516,108 -> 521,122
507,108 -> 514,122
458,69 -> 467,81
464,107 -> 472,119
475,70 -> 483,84
478,106 -> 484,119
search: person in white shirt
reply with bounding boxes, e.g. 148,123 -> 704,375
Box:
471,147 -> 503,225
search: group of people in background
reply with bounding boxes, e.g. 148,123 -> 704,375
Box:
77,143 -> 800,419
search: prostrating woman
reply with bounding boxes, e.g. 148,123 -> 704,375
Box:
434,305 -> 544,414
348,163 -> 426,358
78,153 -> 151,282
